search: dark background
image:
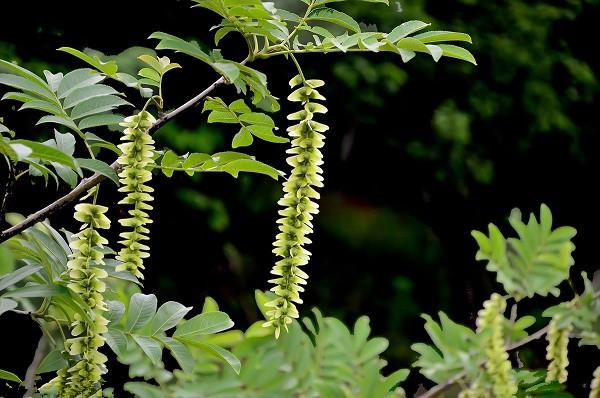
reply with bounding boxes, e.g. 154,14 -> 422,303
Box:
1,0 -> 599,395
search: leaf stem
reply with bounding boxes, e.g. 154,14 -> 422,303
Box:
289,54 -> 306,82
281,0 -> 316,47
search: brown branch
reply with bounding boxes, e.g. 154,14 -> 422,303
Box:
416,289 -> 600,398
22,335 -> 48,397
0,76 -> 226,243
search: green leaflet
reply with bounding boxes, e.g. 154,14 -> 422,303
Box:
137,54 -> 181,100
307,7 -> 361,33
264,75 -> 329,338
0,369 -> 21,384
411,312 -> 484,384
149,32 -> 280,110
0,63 -> 133,139
158,149 -> 281,180
203,97 -> 288,148
262,16 -> 476,66
58,47 -> 119,77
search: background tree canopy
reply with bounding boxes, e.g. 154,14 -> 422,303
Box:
1,0 -> 599,394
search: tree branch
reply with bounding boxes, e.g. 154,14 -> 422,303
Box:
0,76 -> 226,243
416,289 -> 600,398
22,334 -> 48,397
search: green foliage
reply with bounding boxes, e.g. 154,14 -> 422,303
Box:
105,293 -> 238,380
0,369 -> 22,384
543,273 -> 600,348
0,59 -> 132,134
158,149 -> 281,180
203,97 -> 288,148
412,311 -> 485,384
472,204 -> 577,299
122,294 -> 408,398
515,370 -> 573,398
149,32 -> 279,110
137,54 -> 180,103
413,205 -> 598,396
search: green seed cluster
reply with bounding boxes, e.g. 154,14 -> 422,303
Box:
590,366 -> 600,398
545,315 -> 571,383
476,293 -> 517,398
46,203 -> 111,397
115,111 -> 156,279
264,75 -> 328,338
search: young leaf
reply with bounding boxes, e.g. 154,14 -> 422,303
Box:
387,20 -> 430,42
132,335 -> 163,365
78,114 -> 125,130
11,140 -> 78,170
307,8 -> 361,33
0,264 -> 43,292
198,342 -> 241,374
232,128 -> 254,148
437,44 -> 477,65
126,293 -> 158,332
76,158 -> 119,185
2,284 -> 65,298
202,297 -> 220,313
150,301 -> 192,335
63,84 -> 120,109
69,95 -> 131,120
36,350 -> 68,374
0,298 -> 17,317
161,150 -> 180,177
0,369 -> 22,384
220,158 -> 280,180
57,69 -> 105,99
160,337 -> 195,373
413,30 -> 473,44
105,329 -> 128,356
124,382 -> 163,398
173,311 -> 234,340
58,47 -> 119,76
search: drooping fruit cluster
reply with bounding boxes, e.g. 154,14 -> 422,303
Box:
545,315 -> 571,383
476,293 -> 517,398
589,366 -> 599,398
264,74 -> 328,337
115,110 -> 156,279
44,203 -> 111,397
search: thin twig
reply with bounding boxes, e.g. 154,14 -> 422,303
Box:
416,289 -> 600,398
22,335 -> 48,397
0,75 -> 227,243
